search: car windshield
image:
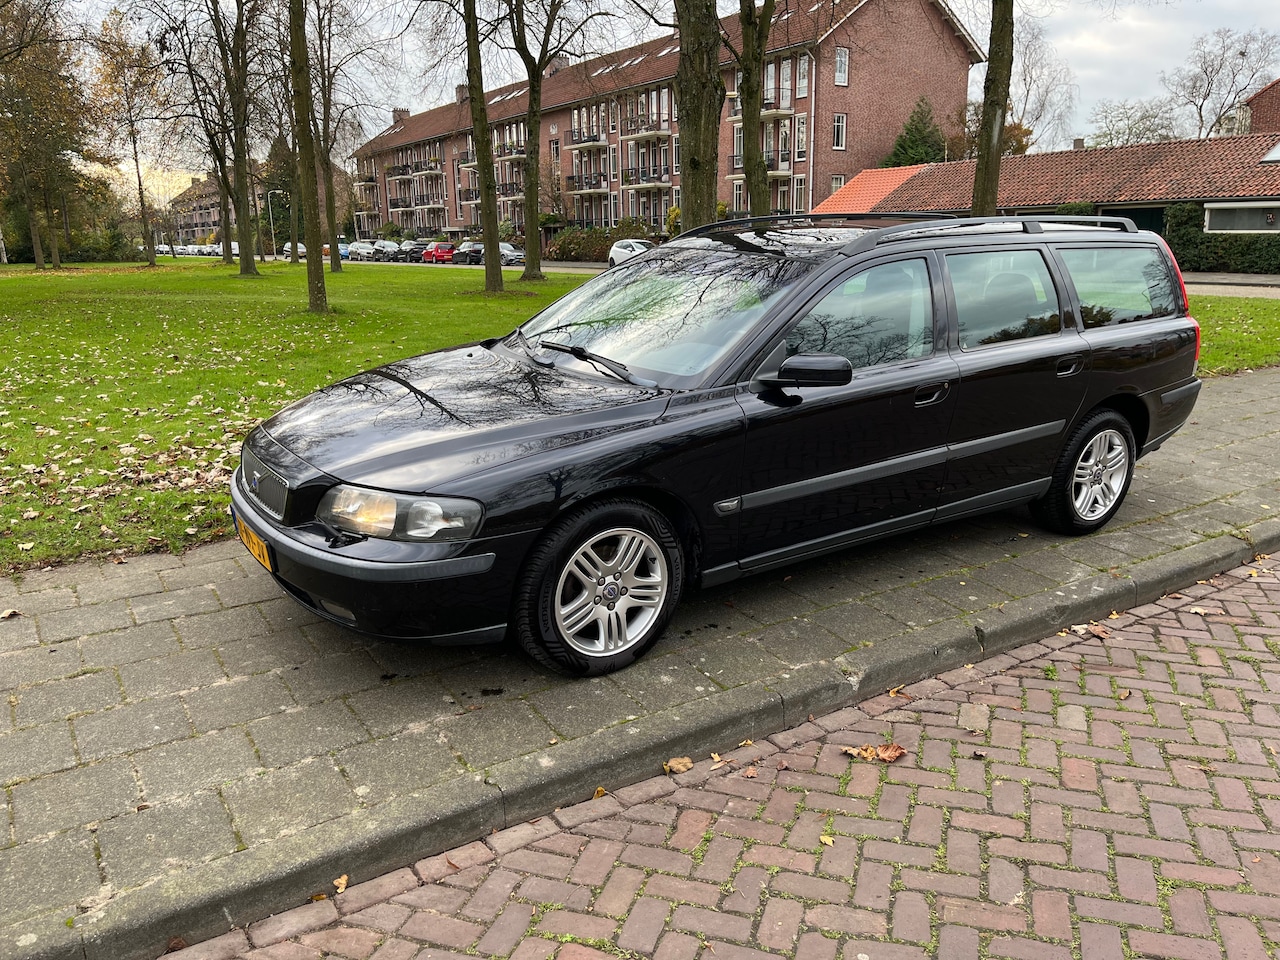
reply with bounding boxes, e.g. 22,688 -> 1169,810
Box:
514,244 -> 817,387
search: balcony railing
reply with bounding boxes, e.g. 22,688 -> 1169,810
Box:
494,142 -> 527,158
566,173 -> 607,191
621,166 -> 671,186
497,181 -> 524,197
570,129 -> 602,145
567,218 -> 609,229
388,197 -> 413,209
357,173 -> 376,184
622,117 -> 670,138
461,188 -> 481,203
386,164 -> 412,178
727,88 -> 794,117
412,159 -> 443,173
414,196 -> 446,208
458,151 -> 476,166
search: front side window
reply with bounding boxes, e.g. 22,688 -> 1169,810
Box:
946,250 -> 1062,349
832,113 -> 846,150
834,47 -> 849,86
1057,246 -> 1178,327
787,258 -> 934,369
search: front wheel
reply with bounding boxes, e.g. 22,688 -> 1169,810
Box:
514,499 -> 684,676
1032,409 -> 1136,535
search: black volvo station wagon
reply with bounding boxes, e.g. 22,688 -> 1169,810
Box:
232,215 -> 1202,675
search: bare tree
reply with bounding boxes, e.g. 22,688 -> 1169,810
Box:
94,8 -> 168,267
1008,16 -> 1076,150
289,0 -> 326,309
501,0 -> 607,280
670,0 -> 724,231
724,0 -> 776,217
462,0 -> 504,291
1161,26 -> 1279,138
971,0 -> 1012,216
1086,96 -> 1187,147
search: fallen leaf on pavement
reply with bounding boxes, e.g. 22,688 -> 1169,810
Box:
333,875 -> 348,895
888,684 -> 912,700
876,743 -> 907,763
819,835 -> 834,846
743,766 -> 758,779
1118,689 -> 1131,700
664,756 -> 694,775
0,610 -> 19,620
592,786 -> 607,799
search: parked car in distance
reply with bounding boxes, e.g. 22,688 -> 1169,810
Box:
372,239 -> 401,261
321,242 -> 351,260
422,241 -> 456,263
477,241 -> 524,266
454,241 -> 484,264
608,238 -> 655,267
348,241 -> 376,261
399,239 -> 432,262
281,241 -> 307,259
232,214 -> 1201,678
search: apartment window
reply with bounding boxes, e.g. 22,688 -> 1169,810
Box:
673,136 -> 681,174
610,101 -> 618,133
793,176 -> 806,212
797,56 -> 809,98
834,47 -> 849,86
832,113 -> 847,150
610,145 -> 619,181
733,182 -> 744,212
733,125 -> 743,168
831,174 -> 845,193
795,114 -> 807,161
550,139 -> 560,162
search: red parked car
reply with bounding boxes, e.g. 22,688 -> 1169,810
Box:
421,241 -> 456,264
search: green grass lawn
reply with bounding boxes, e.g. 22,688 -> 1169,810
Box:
1,259 -> 587,571
1,262 -> 1276,573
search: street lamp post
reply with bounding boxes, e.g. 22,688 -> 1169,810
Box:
266,190 -> 286,259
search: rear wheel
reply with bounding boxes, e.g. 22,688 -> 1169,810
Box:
515,499 -> 684,676
1032,409 -> 1136,535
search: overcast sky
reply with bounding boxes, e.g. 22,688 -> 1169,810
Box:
981,0 -> 1278,145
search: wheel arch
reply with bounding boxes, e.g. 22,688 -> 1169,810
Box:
1091,393 -> 1150,452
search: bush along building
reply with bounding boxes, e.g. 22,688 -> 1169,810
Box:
350,0 -> 982,242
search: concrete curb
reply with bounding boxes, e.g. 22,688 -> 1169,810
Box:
21,518 -> 1280,960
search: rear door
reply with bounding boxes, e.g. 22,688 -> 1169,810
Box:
733,255 -> 960,571
937,245 -> 1090,519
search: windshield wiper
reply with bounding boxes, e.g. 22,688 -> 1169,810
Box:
538,340 -> 658,388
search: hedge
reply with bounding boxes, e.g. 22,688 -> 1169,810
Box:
1164,202 -> 1280,274
546,218 -> 655,262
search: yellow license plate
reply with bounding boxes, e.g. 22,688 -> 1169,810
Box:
236,514 -> 274,573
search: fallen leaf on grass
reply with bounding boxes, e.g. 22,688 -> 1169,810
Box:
17,543 -> 33,552
664,756 -> 694,775
333,875 -> 348,895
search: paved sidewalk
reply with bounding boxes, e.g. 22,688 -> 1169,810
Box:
2,369 -> 1280,960
175,557 -> 1280,960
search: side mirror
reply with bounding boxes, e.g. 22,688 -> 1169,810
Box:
753,352 -> 853,392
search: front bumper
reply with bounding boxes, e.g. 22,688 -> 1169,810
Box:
231,474 -> 533,643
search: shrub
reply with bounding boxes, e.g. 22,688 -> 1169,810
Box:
1164,202 -> 1280,274
546,219 -> 657,262
1054,203 -> 1096,216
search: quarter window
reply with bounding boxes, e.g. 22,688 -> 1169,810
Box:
787,259 -> 934,369
1057,246 -> 1178,327
946,250 -> 1062,349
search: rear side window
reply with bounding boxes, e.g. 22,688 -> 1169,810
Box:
1057,246 -> 1178,327
946,249 -> 1061,349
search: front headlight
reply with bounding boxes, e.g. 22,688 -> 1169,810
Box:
317,485 -> 483,542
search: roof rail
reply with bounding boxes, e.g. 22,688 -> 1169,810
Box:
674,211 -> 953,241
839,214 -> 1140,256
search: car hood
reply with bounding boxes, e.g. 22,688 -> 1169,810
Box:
259,343 -> 666,491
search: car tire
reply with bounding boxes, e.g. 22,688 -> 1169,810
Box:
514,499 -> 684,676
608,258 -> 616,267
1032,409 -> 1136,536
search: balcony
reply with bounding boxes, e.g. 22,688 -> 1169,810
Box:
566,173 -> 608,193
725,150 -> 793,178
388,197 -> 413,209
415,196 -> 446,209
621,166 -> 671,189
386,164 -> 412,178
620,117 -> 671,142
727,88 -> 794,119
459,151 -> 477,169
412,159 -> 444,175
497,181 -> 524,198
461,188 -> 481,204
357,173 -> 377,184
567,217 -> 609,229
494,142 -> 527,159
569,129 -> 606,151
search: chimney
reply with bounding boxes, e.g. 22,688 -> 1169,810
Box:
1073,138 -> 1085,150
545,54 -> 570,78
456,84 -> 469,104
391,107 -> 410,124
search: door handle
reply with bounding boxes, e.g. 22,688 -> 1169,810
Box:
1057,355 -> 1084,377
914,381 -> 950,407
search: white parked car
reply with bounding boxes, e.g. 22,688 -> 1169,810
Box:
348,240 -> 376,261
607,238 -> 656,267
281,241 -> 307,259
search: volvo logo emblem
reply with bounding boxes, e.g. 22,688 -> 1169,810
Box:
251,470 -> 262,492
602,583 -> 620,601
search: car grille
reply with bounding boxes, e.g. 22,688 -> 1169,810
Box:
240,446 -> 289,519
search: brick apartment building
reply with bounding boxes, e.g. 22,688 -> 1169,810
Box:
1246,79 -> 1280,135
350,0 -> 982,240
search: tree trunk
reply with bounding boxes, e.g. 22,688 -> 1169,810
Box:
972,0 -> 1014,217
521,71 -> 544,281
43,189 -> 61,269
321,150 -> 341,273
464,0 -> 502,292
218,179 -> 233,264
132,131 -> 156,267
24,175 -> 45,269
289,0 -> 328,312
671,0 -> 725,232
738,0 -> 774,217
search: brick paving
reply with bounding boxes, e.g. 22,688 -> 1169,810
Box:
174,557 -> 1280,960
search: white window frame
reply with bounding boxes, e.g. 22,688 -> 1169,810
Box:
834,47 -> 849,87
795,114 -> 807,161
831,174 -> 845,193
797,56 -> 809,98
832,113 -> 846,151
793,175 -> 806,213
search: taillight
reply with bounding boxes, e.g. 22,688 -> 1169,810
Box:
1157,236 -> 1198,367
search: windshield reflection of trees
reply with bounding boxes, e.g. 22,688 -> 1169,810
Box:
522,248 -> 813,375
